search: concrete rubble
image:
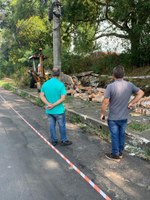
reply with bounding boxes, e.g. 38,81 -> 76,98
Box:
61,71 -> 150,115
60,71 -> 105,103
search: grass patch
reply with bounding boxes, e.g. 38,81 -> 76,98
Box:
35,97 -> 45,107
2,83 -> 12,90
67,111 -> 111,142
0,80 -> 6,87
78,122 -> 110,142
99,129 -> 110,142
145,147 -> 150,158
66,96 -> 74,103
128,122 -> 150,132
67,113 -> 81,124
0,80 -> 12,89
20,91 -> 28,98
125,144 -> 150,160
0,79 -> 16,91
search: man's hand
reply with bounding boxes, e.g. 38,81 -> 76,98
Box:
46,103 -> 54,109
100,98 -> 109,121
128,89 -> 144,110
100,115 -> 105,121
128,102 -> 135,110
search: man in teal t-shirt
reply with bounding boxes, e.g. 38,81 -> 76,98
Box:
40,68 -> 72,146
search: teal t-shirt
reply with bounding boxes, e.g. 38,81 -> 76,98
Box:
41,77 -> 66,114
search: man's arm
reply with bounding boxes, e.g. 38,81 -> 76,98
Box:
40,92 -> 52,108
52,95 -> 66,107
40,92 -> 66,109
100,98 -> 110,121
128,89 -> 144,109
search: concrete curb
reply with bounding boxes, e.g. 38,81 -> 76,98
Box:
66,108 -> 150,149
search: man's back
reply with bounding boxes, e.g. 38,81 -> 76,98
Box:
105,79 -> 139,120
41,77 -> 66,114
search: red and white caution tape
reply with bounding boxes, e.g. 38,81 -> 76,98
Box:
0,95 -> 111,200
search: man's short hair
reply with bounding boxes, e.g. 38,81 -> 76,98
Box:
113,66 -> 125,78
52,68 -> 61,77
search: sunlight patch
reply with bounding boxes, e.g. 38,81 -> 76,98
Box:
44,159 -> 60,170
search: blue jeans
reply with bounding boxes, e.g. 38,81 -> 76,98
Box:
108,119 -> 127,155
48,113 -> 67,142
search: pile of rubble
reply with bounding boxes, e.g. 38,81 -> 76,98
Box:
140,97 -> 150,109
60,71 -> 150,115
134,97 -> 150,115
61,71 -> 105,102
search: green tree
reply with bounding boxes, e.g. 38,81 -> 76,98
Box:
94,0 -> 150,66
16,16 -> 49,49
61,0 -> 101,54
0,0 -> 52,75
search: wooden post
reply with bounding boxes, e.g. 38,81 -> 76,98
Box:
39,48 -> 44,77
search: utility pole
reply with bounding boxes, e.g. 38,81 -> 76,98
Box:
51,0 -> 62,70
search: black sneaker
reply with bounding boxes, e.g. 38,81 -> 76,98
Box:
60,140 -> 72,146
52,141 -> 58,146
119,152 -> 123,158
105,153 -> 120,162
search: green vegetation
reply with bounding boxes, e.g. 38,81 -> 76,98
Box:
67,112 -> 110,142
65,96 -> 73,103
0,81 -> 45,108
80,123 -> 111,142
125,145 -> 150,160
2,83 -> 12,90
20,91 -> 28,98
11,67 -> 30,88
35,98 -> 45,107
0,0 -> 149,84
67,113 -> 81,124
128,122 -> 150,132
145,147 -> 150,158
0,80 -> 5,87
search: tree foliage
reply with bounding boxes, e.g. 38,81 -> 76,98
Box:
16,16 -> 48,48
0,0 -> 52,74
0,0 -> 149,78
62,0 -> 101,53
63,0 -> 150,66
94,0 -> 150,66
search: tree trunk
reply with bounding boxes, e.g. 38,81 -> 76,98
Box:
130,32 -> 141,67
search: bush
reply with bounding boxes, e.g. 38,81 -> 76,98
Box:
12,66 -> 30,88
61,51 -> 136,75
3,83 -> 12,90
62,52 -> 92,74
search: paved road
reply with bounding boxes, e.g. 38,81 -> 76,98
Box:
0,89 -> 101,200
0,87 -> 150,200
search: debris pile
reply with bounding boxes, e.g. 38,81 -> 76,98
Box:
60,71 -> 104,102
60,71 -> 150,115
134,97 -> 150,115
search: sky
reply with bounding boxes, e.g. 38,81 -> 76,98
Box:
96,21 -> 130,53
98,36 -> 130,53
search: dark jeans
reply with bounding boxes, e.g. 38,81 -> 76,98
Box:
48,113 -> 67,142
108,119 -> 128,155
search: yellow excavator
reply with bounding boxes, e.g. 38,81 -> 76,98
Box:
29,48 -> 49,92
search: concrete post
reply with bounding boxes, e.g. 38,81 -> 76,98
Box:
52,0 -> 61,70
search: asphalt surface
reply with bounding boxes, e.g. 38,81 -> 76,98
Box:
0,87 -> 150,200
0,88 -> 101,200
